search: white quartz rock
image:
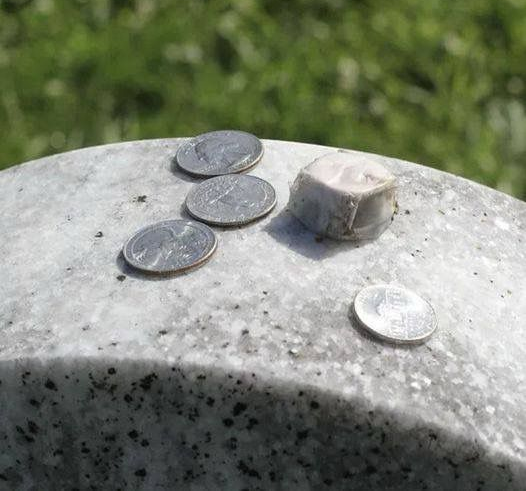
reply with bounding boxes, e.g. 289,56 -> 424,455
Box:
288,152 -> 397,240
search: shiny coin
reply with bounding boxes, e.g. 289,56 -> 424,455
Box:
176,130 -> 263,177
352,285 -> 437,344
185,174 -> 277,226
123,219 -> 217,275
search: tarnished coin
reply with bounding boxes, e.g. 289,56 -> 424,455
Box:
185,174 -> 277,226
352,285 -> 437,344
123,219 -> 217,275
176,130 -> 263,177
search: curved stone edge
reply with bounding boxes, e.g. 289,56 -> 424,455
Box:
2,137 -> 524,208
0,356 -> 523,490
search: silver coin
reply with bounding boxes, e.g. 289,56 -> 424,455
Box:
352,285 -> 437,344
176,130 -> 263,177
185,175 -> 277,226
123,219 -> 217,275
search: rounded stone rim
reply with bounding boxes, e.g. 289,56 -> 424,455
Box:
175,130 -> 264,177
352,284 -> 438,345
185,174 -> 277,227
122,219 -> 218,275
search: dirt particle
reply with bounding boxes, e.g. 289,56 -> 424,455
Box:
44,379 -> 57,391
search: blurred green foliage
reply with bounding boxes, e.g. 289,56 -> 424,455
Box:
1,0 -> 525,198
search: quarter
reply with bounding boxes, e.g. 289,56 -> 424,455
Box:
176,130 -> 263,177
123,219 -> 217,275
185,174 -> 276,226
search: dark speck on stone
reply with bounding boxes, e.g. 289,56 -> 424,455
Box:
405,210 -> 411,215
116,275 -> 126,282
232,402 -> 247,416
158,330 -> 168,336
139,373 -> 157,391
141,439 -> 149,447
134,468 -> 147,477
297,429 -> 309,440
135,195 -> 147,203
108,367 -> 116,375
310,401 -> 319,409
237,460 -> 261,480
223,418 -> 234,427
241,329 -> 249,336
95,231 -> 103,238
27,420 -> 39,434
44,379 -> 57,391
247,418 -> 258,429
29,399 -> 40,408
128,430 -> 138,439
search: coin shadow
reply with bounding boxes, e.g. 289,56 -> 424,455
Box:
179,201 -> 193,221
170,156 -> 202,184
264,208 -> 373,261
347,304 -> 428,351
115,251 -> 177,282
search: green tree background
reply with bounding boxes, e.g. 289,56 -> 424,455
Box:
1,0 -> 525,199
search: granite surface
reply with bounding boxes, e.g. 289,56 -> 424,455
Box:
0,138 -> 525,490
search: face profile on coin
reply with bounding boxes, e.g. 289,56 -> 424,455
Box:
352,284 -> 437,345
185,174 -> 277,227
123,219 -> 217,275
176,130 -> 263,177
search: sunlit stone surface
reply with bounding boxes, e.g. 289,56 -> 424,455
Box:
0,139 -> 525,490
288,151 -> 397,240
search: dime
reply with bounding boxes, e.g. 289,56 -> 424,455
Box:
352,285 -> 437,344
123,219 -> 217,275
185,174 -> 277,226
176,130 -> 263,177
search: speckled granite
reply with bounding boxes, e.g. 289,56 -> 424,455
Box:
0,139 -> 525,490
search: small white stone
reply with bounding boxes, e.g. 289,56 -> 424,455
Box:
288,152 -> 397,240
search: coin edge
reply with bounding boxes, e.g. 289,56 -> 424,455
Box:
184,175 -> 277,227
176,132 -> 264,177
122,219 -> 218,276
351,285 -> 438,345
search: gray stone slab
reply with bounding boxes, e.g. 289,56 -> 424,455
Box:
0,138 -> 525,490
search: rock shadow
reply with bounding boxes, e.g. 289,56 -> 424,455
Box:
264,207 -> 373,261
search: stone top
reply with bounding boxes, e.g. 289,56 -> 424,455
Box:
1,138 -> 525,484
305,152 -> 395,194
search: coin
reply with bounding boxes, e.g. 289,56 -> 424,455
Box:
123,219 -> 217,275
185,174 -> 277,226
176,130 -> 263,177
352,285 -> 437,344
